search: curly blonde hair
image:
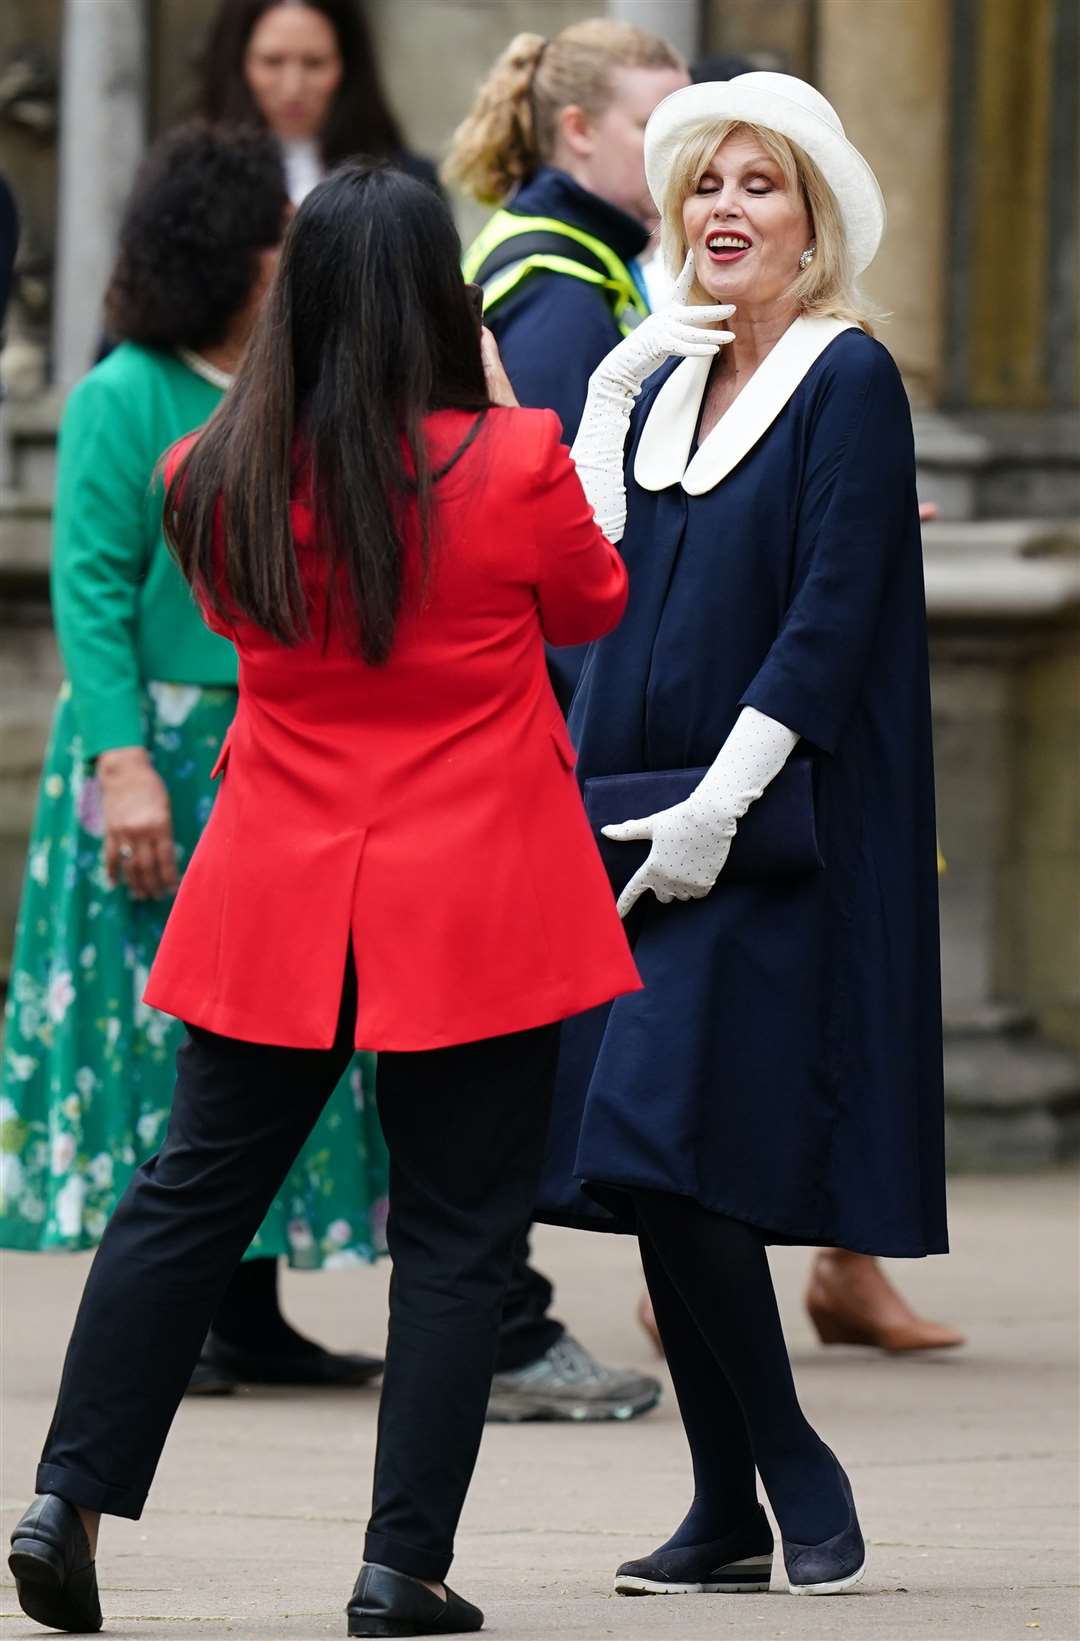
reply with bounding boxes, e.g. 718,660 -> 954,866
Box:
443,18 -> 685,205
659,119 -> 879,332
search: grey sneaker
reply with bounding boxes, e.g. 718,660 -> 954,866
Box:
486,1333 -> 661,1423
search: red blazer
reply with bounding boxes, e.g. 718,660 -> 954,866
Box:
145,408 -> 641,1050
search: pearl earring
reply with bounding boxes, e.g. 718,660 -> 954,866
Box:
799,244 -> 816,270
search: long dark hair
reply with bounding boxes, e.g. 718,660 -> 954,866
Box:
195,0 -> 404,166
165,163 -> 489,665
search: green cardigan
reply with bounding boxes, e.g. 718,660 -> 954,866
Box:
50,342 -> 237,759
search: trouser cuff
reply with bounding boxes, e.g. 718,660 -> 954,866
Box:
363,1529 -> 451,1583
36,1462 -> 146,1520
494,1317 -> 565,1374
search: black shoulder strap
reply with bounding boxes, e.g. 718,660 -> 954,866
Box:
472,229 -> 611,288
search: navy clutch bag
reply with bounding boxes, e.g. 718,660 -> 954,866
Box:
584,754 -> 823,896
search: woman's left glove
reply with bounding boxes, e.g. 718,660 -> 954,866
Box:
602,707 -> 799,918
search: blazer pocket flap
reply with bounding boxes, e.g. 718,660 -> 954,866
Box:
210,727 -> 234,780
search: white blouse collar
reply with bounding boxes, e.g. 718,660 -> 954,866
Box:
176,347 -> 235,391
634,314 -> 856,496
282,137 -> 324,205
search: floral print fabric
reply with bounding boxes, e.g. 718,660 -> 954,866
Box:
0,681 -> 388,1266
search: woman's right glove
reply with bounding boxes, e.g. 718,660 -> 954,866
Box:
569,251 -> 735,541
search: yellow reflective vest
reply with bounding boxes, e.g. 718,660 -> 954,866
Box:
462,209 -> 648,337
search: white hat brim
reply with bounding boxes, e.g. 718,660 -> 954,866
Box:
644,80 -> 886,274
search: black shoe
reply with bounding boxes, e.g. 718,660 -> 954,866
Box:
614,1504 -> 774,1595
8,1494 -> 103,1633
346,1563 -> 483,1637
200,1331 -> 384,1387
783,1453 -> 867,1594
185,1355 -> 240,1396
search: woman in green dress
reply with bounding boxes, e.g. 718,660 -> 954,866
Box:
0,122 -> 388,1391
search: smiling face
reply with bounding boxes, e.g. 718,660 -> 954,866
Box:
681,128 -> 812,309
244,2 -> 344,143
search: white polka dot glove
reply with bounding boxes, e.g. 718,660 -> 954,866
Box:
601,706 -> 800,918
570,251 -> 735,542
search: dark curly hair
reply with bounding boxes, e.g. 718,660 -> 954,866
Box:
105,122 -> 289,350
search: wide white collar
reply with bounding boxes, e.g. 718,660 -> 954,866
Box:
634,314 -> 855,496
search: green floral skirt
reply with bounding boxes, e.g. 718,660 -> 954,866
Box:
0,681 -> 388,1266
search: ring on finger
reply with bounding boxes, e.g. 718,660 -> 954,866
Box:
118,843 -> 135,861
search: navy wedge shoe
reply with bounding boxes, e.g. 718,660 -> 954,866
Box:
783,1455 -> 866,1595
614,1503 -> 774,1595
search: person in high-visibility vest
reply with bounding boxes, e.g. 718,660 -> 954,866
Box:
439,20 -> 686,1427
448,19 -> 687,718
447,20 -> 687,446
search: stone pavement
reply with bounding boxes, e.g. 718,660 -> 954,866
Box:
2,1172 -> 1077,1640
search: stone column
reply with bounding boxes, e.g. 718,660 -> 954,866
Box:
54,0 -> 148,391
607,0 -> 702,60
925,524 -> 1080,1167
815,0 -> 949,408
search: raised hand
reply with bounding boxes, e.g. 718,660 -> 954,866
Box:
570,252 -> 736,542
600,251 -> 735,392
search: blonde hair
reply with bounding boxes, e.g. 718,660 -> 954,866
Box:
659,120 -> 879,332
443,18 -> 685,205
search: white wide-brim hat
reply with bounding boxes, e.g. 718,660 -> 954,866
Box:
644,72 -> 886,274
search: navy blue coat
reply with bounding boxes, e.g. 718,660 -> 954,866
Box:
484,168 -> 650,711
538,326 -> 948,1258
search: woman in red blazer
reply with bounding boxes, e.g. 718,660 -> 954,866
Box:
11,164 -> 638,1640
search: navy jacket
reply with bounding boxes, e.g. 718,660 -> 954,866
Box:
486,167 -> 650,444
538,329 -> 948,1259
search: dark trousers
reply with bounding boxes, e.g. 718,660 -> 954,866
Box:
497,1232 -> 564,1372
37,963 -> 559,1581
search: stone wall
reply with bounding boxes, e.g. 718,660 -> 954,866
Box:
0,0 -> 62,382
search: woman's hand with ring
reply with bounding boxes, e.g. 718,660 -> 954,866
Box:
98,746 -> 178,901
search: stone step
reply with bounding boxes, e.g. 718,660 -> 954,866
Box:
914,409 -> 1080,521
959,410 -> 1080,521
0,487 -> 52,588
945,1015 -> 1080,1171
922,518 -> 1080,621
4,389 -> 63,493
914,412 -> 992,521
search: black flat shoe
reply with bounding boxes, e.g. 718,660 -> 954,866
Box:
200,1331 -> 384,1387
8,1494 -> 103,1633
346,1563 -> 483,1637
614,1504 -> 773,1595
184,1356 -> 239,1396
783,1453 -> 866,1595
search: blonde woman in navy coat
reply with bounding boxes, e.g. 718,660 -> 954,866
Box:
540,74 -> 948,1598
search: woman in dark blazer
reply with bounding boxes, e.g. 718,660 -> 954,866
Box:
542,74 -> 949,1600
9,163 -> 638,1640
